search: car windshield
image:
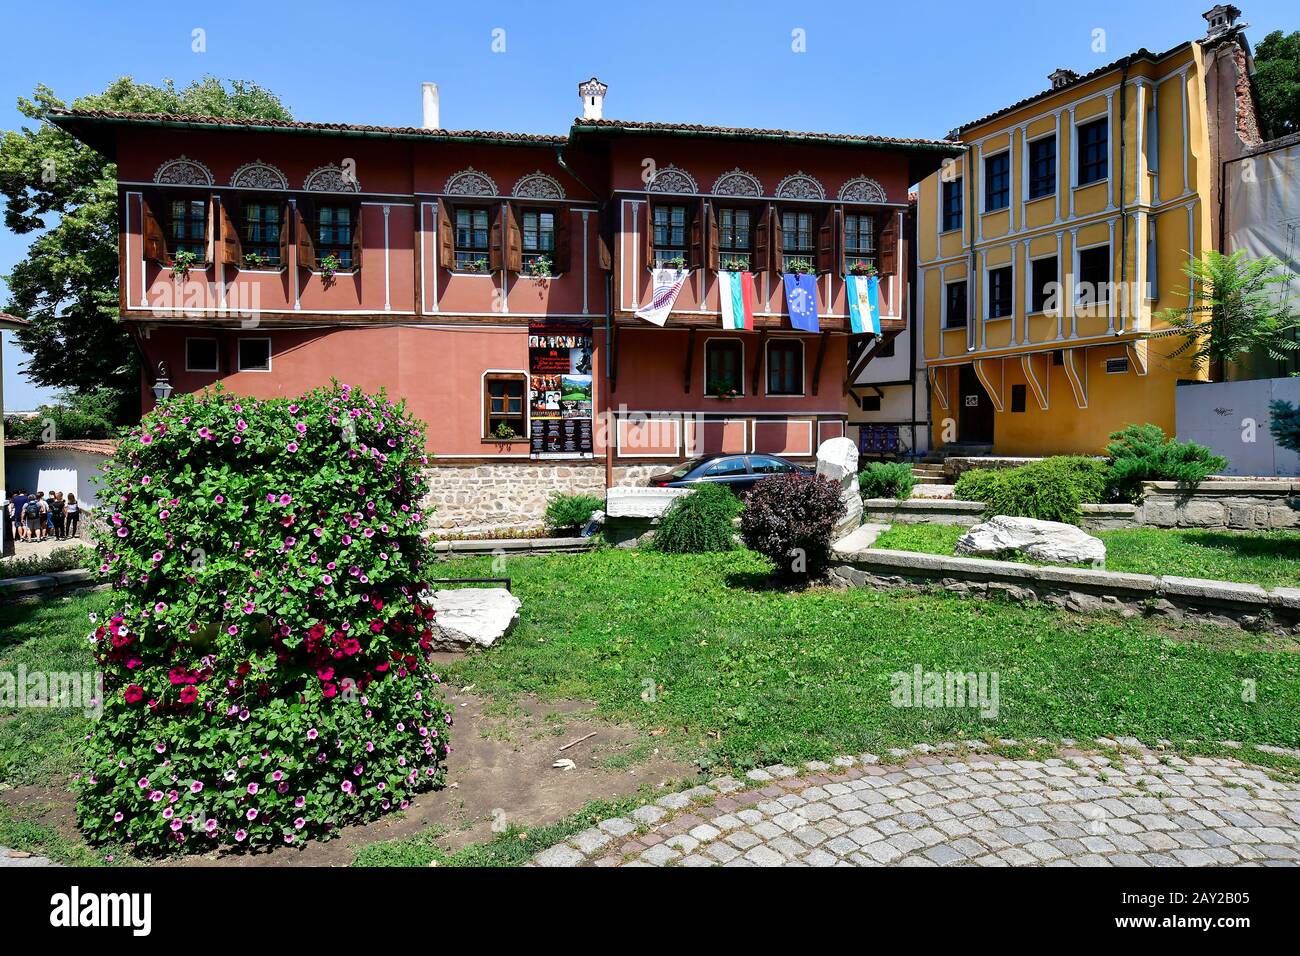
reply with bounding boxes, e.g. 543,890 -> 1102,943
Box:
665,456 -> 709,480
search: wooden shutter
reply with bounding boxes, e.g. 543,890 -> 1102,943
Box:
206,196 -> 218,265
642,202 -> 655,269
220,199 -> 242,266
278,202 -> 291,266
768,205 -> 783,272
752,205 -> 769,273
296,202 -> 317,270
705,201 -> 719,271
437,200 -> 454,270
505,203 -> 522,272
141,193 -> 167,263
552,207 -> 572,273
688,198 -> 705,269
879,217 -> 897,275
350,207 -> 363,271
816,205 -> 842,275
489,204 -> 504,272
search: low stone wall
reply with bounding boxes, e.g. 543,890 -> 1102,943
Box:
829,548 -> 1300,634
863,498 -> 985,526
943,456 -> 1043,480
430,536 -> 595,558
1139,480 -> 1299,531
0,568 -> 101,601
422,462 -> 670,534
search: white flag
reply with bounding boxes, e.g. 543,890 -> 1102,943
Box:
635,268 -> 689,326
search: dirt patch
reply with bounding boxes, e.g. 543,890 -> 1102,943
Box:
3,688 -> 695,867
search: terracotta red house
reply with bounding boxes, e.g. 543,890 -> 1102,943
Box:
52,81 -> 958,532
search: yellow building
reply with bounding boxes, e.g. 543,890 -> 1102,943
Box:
917,5 -> 1262,456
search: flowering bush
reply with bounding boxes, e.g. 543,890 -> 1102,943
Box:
75,383 -> 451,854
739,473 -> 843,580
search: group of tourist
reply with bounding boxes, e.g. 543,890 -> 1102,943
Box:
4,489 -> 81,545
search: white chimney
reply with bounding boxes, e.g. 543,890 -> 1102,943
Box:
421,82 -> 440,130
578,76 -> 608,121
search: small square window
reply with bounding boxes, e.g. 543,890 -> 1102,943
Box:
186,338 -> 219,373
484,373 -> 527,439
237,338 -> 271,372
860,394 -> 882,412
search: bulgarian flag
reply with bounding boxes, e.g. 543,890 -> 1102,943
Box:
718,271 -> 756,330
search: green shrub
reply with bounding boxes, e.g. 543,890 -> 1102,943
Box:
0,545 -> 95,577
1104,423 -> 1227,503
740,473 -> 844,580
858,462 -> 916,500
652,484 -> 742,553
76,383 -> 451,854
953,456 -> 1110,524
544,493 -> 603,533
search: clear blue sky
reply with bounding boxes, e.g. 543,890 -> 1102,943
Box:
2,0 -> 1296,408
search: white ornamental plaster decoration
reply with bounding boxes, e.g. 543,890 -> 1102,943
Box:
837,176 -> 888,203
154,155 -> 214,186
445,167 -> 499,197
230,160 -> 289,190
711,168 -> 763,198
511,171 -> 565,200
304,164 -> 361,193
647,164 -> 699,194
774,171 -> 826,201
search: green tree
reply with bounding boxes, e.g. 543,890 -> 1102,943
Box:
1253,30 -> 1300,141
4,386 -> 124,441
1150,249 -> 1300,379
1270,400 -> 1300,453
0,77 -> 292,422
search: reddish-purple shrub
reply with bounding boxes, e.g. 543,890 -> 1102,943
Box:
739,473 -> 844,579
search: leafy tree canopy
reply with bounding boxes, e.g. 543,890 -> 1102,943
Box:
1254,30 -> 1300,141
0,77 -> 291,421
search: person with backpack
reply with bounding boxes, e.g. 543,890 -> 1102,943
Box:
65,493 -> 80,540
49,491 -> 66,540
22,494 -> 42,541
9,490 -> 28,543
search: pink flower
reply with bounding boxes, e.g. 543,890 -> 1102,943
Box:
287,442 -> 299,453
307,728 -> 319,741
341,780 -> 354,794
246,808 -> 258,821
215,494 -> 225,504
247,782 -> 259,795
294,817 -> 306,829
234,829 -> 247,842
190,781 -> 203,793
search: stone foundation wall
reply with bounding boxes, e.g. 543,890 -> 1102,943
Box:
1139,481 -> 1299,531
423,463 -> 605,534
422,461 -> 666,534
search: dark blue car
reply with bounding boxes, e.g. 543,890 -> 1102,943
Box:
646,453 -> 812,495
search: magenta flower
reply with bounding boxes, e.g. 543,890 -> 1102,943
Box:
247,783 -> 259,795
234,829 -> 247,842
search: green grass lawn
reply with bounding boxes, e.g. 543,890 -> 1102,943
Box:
872,524 -> 1300,589
5,552 -> 1300,865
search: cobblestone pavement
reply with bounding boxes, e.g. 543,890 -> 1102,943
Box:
533,747 -> 1300,867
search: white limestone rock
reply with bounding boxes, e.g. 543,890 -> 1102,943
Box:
605,486 -> 690,519
955,515 -> 1106,567
425,587 -> 522,650
815,437 -> 859,488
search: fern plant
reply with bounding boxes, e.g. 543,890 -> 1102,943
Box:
1149,250 -> 1300,377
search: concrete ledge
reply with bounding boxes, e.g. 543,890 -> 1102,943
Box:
863,498 -> 984,526
1147,480 -> 1295,495
831,549 -> 1298,634
0,567 -> 99,600
431,536 -> 594,557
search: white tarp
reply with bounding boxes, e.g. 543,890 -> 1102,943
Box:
1225,140 -> 1300,312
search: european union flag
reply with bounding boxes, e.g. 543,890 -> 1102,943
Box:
783,273 -> 820,332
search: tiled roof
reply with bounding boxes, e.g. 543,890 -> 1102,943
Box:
47,109 -> 567,146
572,117 -> 960,151
4,438 -> 119,455
0,312 -> 28,328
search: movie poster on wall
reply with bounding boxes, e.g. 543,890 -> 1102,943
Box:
528,320 -> 594,457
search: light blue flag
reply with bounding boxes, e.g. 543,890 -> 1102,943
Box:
783,273 -> 820,332
846,274 -> 881,335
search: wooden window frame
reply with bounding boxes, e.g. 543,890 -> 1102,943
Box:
983,151 -> 1011,212
482,371 -> 528,440
238,197 -> 288,269
765,337 -> 805,397
1027,134 -> 1057,200
843,211 -> 876,272
715,206 -> 754,271
453,204 -> 493,273
650,202 -> 690,268
1076,117 -> 1109,186
1076,243 -> 1111,306
309,201 -> 361,272
236,337 -> 272,373
941,178 -> 963,233
164,194 -> 211,264
519,207 -> 556,270
944,280 -> 968,329
779,207 -> 816,272
704,337 -> 745,397
1030,254 -> 1058,314
185,337 -> 219,373
987,265 -> 1014,319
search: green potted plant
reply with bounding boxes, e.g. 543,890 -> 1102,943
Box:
710,378 -> 740,400
169,250 -> 198,280
720,256 -> 750,272
494,421 -> 522,441
243,251 -> 267,269
785,257 -> 814,276
461,256 -> 490,274
662,254 -> 687,271
319,252 -> 341,281
848,260 -> 877,277
523,256 -> 553,278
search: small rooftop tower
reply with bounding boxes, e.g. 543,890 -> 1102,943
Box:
578,77 -> 608,120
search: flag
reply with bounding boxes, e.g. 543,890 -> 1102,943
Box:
782,272 -> 819,332
718,271 -> 755,330
846,274 -> 881,335
635,268 -> 689,326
